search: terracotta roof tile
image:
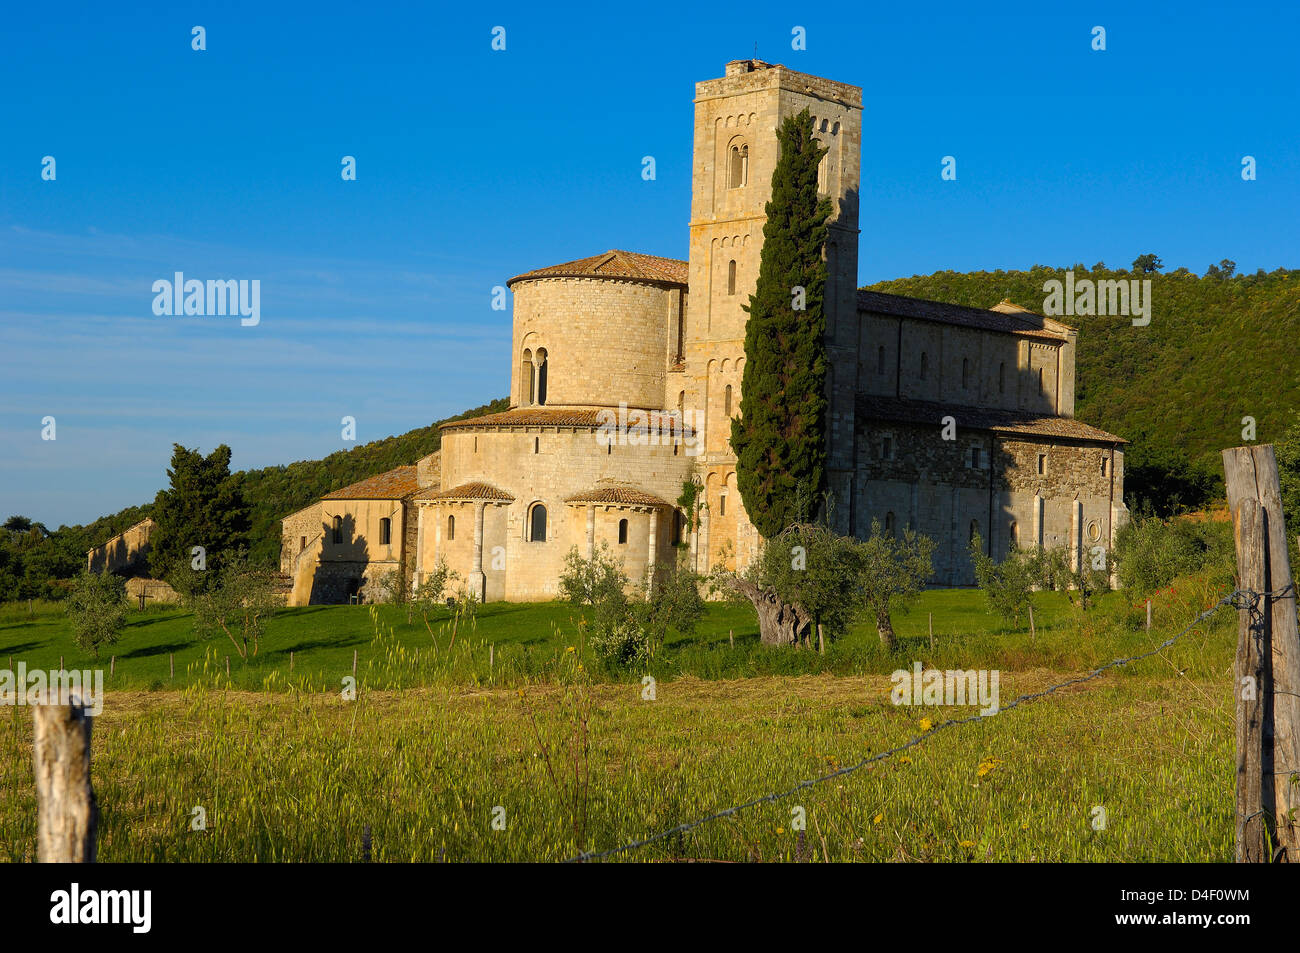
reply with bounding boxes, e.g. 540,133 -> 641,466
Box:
857,395 -> 1126,444
322,466 -> 423,500
857,291 -> 1070,341
507,250 -> 688,287
425,481 -> 515,502
565,486 -> 672,507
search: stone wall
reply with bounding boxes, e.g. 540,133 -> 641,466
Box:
425,426 -> 692,600
854,420 -> 1126,585
510,277 -> 675,411
857,313 -> 1065,416
87,518 -> 155,575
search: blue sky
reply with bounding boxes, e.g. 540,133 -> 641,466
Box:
2,0 -> 1297,527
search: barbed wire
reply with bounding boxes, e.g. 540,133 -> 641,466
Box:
565,585 -> 1291,863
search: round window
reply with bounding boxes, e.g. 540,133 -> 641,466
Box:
1087,520 -> 1102,543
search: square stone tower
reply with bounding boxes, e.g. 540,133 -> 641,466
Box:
683,60 -> 863,570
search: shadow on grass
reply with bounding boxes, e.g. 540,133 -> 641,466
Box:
121,641 -> 193,660
0,641 -> 43,655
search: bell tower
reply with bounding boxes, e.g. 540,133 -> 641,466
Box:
683,60 -> 863,570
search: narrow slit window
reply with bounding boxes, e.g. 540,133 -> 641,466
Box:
618,519 -> 628,545
379,517 -> 391,545
528,504 -> 547,542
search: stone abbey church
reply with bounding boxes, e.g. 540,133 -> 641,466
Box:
280,59 -> 1127,605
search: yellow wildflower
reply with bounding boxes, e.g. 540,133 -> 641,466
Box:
919,718 -> 932,732
872,813 -> 883,825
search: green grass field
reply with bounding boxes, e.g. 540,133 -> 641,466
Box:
0,581 -> 1243,861
0,581 -> 1234,691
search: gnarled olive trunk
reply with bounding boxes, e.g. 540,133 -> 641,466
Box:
875,604 -> 896,650
729,577 -> 813,647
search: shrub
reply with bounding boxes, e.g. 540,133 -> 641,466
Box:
191,551 -> 280,659
1113,515 -> 1233,597
638,556 -> 706,649
588,616 -> 652,670
64,571 -> 127,657
970,536 -> 1038,628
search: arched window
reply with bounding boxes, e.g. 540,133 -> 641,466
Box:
728,142 -> 748,188
727,259 -> 737,295
671,510 -> 685,546
618,519 -> 628,544
877,345 -> 886,375
998,362 -> 1006,394
379,517 -> 391,545
724,384 -> 732,417
332,515 -> 343,545
1101,456 -> 1108,476
962,357 -> 971,389
535,348 -> 548,406
447,514 -> 455,541
884,511 -> 895,537
521,348 -> 534,406
528,504 -> 547,542
920,352 -> 929,381
1009,521 -> 1018,554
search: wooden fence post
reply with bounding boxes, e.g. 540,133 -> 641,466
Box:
1224,444 -> 1300,862
1146,599 -> 1152,631
169,653 -> 174,680
32,702 -> 97,862
1233,502 -> 1268,862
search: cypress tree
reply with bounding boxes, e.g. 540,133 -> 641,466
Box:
150,443 -> 250,596
731,108 -> 832,538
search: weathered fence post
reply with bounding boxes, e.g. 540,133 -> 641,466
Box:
1146,599 -> 1152,631
1224,444 -> 1300,862
729,629 -> 734,649
109,655 -> 115,676
169,653 -> 174,680
1233,503 -> 1268,862
1027,605 -> 1036,643
32,702 -> 97,862
352,649 -> 358,678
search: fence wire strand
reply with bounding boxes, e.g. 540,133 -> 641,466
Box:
566,585 -> 1288,863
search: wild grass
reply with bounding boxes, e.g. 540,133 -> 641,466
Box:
0,667 -> 1233,862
